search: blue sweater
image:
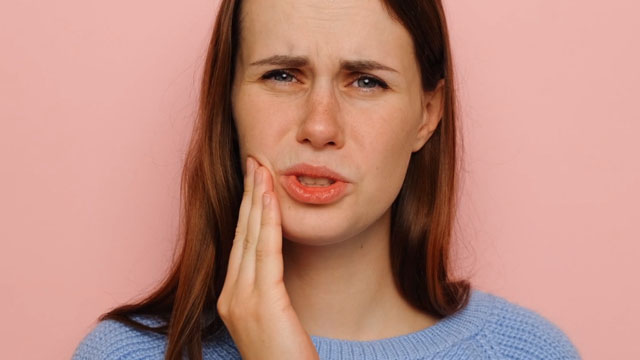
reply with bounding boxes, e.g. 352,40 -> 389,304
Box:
72,288 -> 581,359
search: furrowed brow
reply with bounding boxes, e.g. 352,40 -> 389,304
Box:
249,55 -> 398,73
340,59 -> 398,73
249,55 -> 308,68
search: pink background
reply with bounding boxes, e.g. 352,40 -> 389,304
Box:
1,1 -> 637,358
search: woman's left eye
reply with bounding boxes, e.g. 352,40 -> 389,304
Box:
352,75 -> 389,91
262,70 -> 389,92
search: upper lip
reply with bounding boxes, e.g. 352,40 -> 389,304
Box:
282,163 -> 350,183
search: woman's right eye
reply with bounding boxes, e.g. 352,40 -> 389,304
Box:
262,70 -> 298,84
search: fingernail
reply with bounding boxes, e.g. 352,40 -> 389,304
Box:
263,192 -> 271,206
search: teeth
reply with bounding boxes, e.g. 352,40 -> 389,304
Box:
297,176 -> 335,187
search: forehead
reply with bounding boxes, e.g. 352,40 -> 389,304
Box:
237,0 -> 416,72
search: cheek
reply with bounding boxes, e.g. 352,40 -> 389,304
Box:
356,104 -> 416,170
365,143 -> 412,206
233,88 -> 297,154
364,107 -> 416,192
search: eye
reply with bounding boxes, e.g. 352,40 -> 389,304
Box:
352,74 -> 389,92
262,70 -> 298,84
260,70 -> 390,93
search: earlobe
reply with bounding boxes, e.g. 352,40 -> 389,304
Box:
412,79 -> 445,153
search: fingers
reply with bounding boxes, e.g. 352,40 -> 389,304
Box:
224,156 -> 256,288
225,156 -> 284,294
236,164 -> 268,287
255,189 -> 284,291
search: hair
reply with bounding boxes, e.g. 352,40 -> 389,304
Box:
97,0 -> 470,359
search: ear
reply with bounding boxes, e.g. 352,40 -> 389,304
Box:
412,79 -> 445,153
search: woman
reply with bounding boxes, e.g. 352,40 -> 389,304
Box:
73,0 -> 581,359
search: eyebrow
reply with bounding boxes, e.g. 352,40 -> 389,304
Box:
249,55 -> 398,73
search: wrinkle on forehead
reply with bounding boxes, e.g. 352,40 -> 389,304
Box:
237,0 -> 413,69
242,0 -> 395,39
233,0 -> 425,100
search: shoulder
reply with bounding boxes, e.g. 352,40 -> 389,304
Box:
71,314 -> 168,360
475,290 -> 581,359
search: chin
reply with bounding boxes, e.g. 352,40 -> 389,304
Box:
280,211 -> 351,246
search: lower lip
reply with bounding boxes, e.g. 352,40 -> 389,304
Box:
280,175 -> 349,205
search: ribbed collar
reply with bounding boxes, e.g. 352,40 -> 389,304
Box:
307,288 -> 492,359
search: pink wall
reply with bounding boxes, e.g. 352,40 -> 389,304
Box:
1,0 -> 637,358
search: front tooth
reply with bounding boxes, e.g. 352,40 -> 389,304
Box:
297,176 -> 333,186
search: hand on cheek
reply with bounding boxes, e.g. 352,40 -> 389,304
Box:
216,156 -> 319,360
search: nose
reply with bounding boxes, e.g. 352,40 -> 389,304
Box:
296,83 -> 345,149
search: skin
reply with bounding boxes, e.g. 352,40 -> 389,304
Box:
218,0 -> 445,357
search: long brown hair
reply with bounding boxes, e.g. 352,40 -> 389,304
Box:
98,0 -> 470,359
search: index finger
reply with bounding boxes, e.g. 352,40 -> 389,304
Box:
255,175 -> 284,290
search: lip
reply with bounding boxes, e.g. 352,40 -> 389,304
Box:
279,163 -> 352,205
282,163 -> 350,183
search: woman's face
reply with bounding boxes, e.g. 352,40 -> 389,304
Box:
231,0 -> 442,245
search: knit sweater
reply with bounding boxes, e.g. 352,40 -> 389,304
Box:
71,288 -> 581,359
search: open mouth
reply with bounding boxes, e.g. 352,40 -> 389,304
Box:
296,176 -> 337,187
280,175 -> 349,205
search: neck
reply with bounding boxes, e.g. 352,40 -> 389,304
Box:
282,209 -> 438,341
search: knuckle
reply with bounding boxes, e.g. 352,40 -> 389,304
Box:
255,246 -> 275,262
242,189 -> 252,199
234,226 -> 244,239
255,247 -> 267,261
242,236 -> 252,250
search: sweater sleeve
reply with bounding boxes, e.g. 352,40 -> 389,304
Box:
481,296 -> 582,360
